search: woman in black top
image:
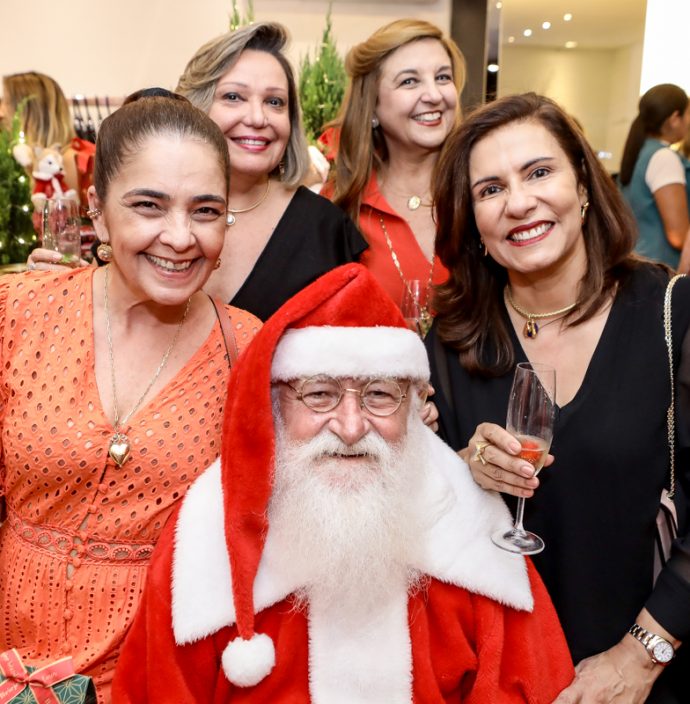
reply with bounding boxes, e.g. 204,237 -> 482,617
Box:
426,92 -> 690,703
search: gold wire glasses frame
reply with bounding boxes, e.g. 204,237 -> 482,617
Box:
285,376 -> 408,417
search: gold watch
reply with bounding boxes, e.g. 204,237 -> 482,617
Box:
628,624 -> 675,665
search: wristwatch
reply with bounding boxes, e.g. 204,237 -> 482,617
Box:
628,624 -> 675,665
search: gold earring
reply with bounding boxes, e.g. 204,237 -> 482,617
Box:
214,257 -> 221,270
96,242 -> 113,262
86,208 -> 101,219
580,200 -> 590,223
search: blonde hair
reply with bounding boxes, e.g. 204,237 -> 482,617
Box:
176,22 -> 309,187
2,71 -> 75,147
330,19 -> 466,226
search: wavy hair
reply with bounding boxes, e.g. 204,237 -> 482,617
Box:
176,22 -> 309,187
433,92 -> 639,377
619,83 -> 688,186
329,19 -> 466,227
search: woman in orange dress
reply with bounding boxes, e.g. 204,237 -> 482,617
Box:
0,90 -> 260,702
326,19 -> 465,328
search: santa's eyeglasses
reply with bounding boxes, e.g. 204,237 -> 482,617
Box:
284,376 -> 408,417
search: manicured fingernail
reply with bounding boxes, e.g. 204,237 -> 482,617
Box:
520,465 -> 536,478
509,441 -> 521,454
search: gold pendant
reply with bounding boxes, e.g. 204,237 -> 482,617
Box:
407,195 -> 421,211
419,310 -> 432,338
109,432 -> 131,467
524,319 -> 539,339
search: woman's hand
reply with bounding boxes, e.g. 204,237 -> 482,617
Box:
27,248 -> 91,272
552,640 -> 659,703
462,422 -> 550,497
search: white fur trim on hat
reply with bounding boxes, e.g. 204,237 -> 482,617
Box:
271,326 -> 429,381
222,633 -> 276,687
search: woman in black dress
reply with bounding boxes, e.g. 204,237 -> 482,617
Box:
426,93 -> 690,703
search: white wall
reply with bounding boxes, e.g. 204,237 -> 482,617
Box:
0,0 -> 449,101
497,42 -> 643,173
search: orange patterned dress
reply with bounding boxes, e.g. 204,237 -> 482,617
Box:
0,268 -> 260,703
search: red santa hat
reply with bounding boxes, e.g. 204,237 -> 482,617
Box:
219,263 -> 430,687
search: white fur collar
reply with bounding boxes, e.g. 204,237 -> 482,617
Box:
172,432 -> 532,701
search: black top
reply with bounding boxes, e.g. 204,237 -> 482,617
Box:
229,186 -> 367,321
427,265 -> 690,699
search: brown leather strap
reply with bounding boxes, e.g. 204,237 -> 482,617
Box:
209,296 -> 239,367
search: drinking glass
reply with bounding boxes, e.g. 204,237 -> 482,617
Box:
42,198 -> 81,267
491,362 -> 556,555
401,280 -> 430,337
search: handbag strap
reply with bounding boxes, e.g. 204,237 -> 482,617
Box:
209,296 -> 239,367
663,274 -> 684,498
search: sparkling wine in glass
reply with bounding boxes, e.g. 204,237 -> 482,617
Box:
492,362 -> 556,555
42,197 -> 81,267
401,280 -> 430,337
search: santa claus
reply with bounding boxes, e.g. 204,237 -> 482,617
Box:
112,264 -> 574,703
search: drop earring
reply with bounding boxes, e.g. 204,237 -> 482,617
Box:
96,243 -> 113,262
371,116 -> 380,129
580,200 -> 590,224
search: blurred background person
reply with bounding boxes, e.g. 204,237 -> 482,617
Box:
0,90 -> 259,702
428,92 -> 690,703
326,19 -> 464,325
2,70 -> 95,210
619,83 -> 690,269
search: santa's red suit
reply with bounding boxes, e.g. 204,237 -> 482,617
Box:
113,431 -> 574,703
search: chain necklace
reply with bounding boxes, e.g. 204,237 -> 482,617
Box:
381,180 -> 431,211
380,217 -> 435,337
104,266 -> 192,466
505,287 -> 577,340
226,180 -> 270,225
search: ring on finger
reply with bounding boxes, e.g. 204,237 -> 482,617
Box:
473,440 -> 490,466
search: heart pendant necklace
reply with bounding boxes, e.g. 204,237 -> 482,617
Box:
104,266 -> 191,467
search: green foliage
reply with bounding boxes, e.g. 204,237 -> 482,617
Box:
299,6 -> 347,144
229,0 -> 254,31
0,104 -> 37,264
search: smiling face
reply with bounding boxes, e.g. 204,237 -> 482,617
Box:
207,49 -> 291,180
91,132 -> 227,308
375,38 -> 458,158
469,118 -> 588,282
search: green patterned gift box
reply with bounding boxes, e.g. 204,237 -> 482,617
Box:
0,649 -> 95,704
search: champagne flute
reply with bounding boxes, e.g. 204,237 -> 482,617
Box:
400,280 -> 430,337
42,198 -> 82,267
492,362 -> 556,555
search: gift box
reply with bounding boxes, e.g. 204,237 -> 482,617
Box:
0,649 -> 96,704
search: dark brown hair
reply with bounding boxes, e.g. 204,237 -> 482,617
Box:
433,92 -> 638,377
619,83 -> 688,186
93,88 -> 231,199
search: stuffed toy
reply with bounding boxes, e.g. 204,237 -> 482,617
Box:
22,144 -> 77,211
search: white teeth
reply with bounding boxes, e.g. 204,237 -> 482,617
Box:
146,254 -> 193,271
509,223 -> 550,242
414,111 -> 442,123
235,138 -> 267,146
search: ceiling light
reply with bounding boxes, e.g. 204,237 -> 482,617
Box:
565,41 -> 578,49
488,63 -> 499,73
542,21 -> 551,30
508,35 -> 515,43
563,13 -> 573,21
496,1 -> 502,8
523,29 -> 533,37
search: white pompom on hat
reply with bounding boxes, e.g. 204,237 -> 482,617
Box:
218,263 -> 429,687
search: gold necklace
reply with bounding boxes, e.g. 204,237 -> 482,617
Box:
104,266 -> 191,466
505,287 -> 577,340
226,180 -> 270,225
380,217 -> 435,337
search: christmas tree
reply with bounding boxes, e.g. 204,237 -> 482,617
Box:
299,4 -> 346,144
0,104 -> 37,264
230,0 -> 254,31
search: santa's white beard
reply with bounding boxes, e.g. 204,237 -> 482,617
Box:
268,415 -> 427,617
